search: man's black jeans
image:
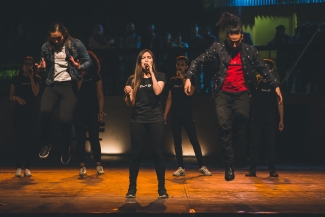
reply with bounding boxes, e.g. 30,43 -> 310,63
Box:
215,90 -> 250,166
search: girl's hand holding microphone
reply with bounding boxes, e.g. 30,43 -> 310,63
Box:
144,63 -> 154,76
28,69 -> 34,79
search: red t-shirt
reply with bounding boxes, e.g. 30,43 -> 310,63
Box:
221,51 -> 247,92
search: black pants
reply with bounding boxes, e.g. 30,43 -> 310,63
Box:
171,117 -> 204,168
129,121 -> 165,189
13,107 -> 37,168
40,81 -> 78,150
214,91 -> 250,166
250,121 -> 276,169
74,108 -> 101,163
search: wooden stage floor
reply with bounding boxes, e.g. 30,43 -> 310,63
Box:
0,156 -> 325,216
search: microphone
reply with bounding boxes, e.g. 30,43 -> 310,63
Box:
29,69 -> 33,74
144,64 -> 150,74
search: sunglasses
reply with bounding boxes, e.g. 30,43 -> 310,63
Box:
51,36 -> 63,41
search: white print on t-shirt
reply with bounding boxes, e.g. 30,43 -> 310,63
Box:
174,84 -> 183,88
261,88 -> 271,92
54,46 -> 71,82
140,84 -> 152,88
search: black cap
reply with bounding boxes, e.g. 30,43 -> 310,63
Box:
275,25 -> 285,31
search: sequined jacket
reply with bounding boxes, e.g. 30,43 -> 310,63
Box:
186,41 -> 279,97
40,38 -> 92,85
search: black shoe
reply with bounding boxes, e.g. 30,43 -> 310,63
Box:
61,147 -> 71,164
270,170 -> 279,177
39,143 -> 52,158
245,167 -> 256,177
126,185 -> 136,198
158,188 -> 169,198
225,165 -> 235,181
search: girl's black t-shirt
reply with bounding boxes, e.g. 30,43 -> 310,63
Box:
127,73 -> 166,123
10,75 -> 41,110
167,76 -> 195,118
78,73 -> 101,110
253,81 -> 277,123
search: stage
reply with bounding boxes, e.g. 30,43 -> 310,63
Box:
0,156 -> 324,216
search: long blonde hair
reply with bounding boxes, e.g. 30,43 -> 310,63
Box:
127,49 -> 159,106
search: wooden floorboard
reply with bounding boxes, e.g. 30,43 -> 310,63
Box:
0,157 -> 324,216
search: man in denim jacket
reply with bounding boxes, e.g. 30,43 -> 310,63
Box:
36,22 -> 92,164
184,13 -> 282,181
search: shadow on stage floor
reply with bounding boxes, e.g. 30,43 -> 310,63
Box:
0,155 -> 325,216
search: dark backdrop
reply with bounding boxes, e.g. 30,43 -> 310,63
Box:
0,0 -> 216,50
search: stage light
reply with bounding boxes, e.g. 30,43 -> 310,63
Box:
101,142 -> 125,154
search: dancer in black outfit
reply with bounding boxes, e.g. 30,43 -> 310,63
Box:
245,59 -> 284,177
36,22 -> 92,164
184,12 -> 282,181
124,49 -> 168,198
74,50 -> 105,176
164,56 -> 212,176
9,56 -> 41,177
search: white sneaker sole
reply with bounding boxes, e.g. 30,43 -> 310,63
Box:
173,173 -> 185,176
61,155 -> 71,164
39,146 -> 52,159
200,172 -> 212,176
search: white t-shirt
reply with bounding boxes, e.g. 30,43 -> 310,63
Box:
54,46 -> 71,81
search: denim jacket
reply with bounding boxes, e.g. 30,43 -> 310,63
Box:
40,38 -> 92,85
186,41 -> 279,97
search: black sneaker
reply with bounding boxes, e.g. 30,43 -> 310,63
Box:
245,167 -> 256,177
39,144 -> 52,158
158,188 -> 169,198
225,165 -> 235,181
126,185 -> 136,198
61,147 -> 71,164
270,170 -> 279,177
